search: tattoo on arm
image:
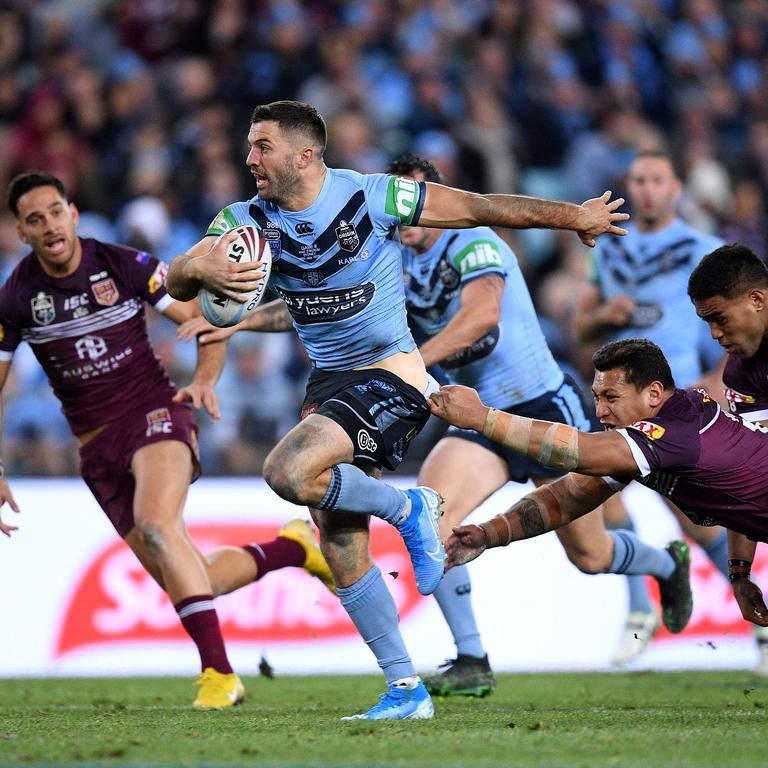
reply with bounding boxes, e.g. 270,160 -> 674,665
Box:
517,498 -> 546,537
252,300 -> 293,332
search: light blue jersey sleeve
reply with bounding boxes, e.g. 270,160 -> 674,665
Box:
205,202 -> 255,236
446,230 -> 507,285
360,173 -> 428,234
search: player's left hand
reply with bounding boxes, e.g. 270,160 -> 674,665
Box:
0,478 -> 20,537
177,316 -> 219,342
173,384 -> 221,422
445,524 -> 488,569
577,191 -> 629,247
732,577 -> 768,626
429,385 -> 488,431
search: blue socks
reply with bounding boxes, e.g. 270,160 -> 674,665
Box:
608,517 -> 653,614
608,530 -> 675,580
317,464 -> 407,524
336,565 -> 415,683
433,564 -> 485,658
702,529 -> 729,578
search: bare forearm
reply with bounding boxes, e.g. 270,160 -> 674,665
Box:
479,474 -> 613,547
194,338 -> 228,387
419,313 -> 495,368
167,253 -> 201,301
243,299 -> 293,332
728,530 -> 757,566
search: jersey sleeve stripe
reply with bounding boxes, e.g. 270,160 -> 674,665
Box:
410,181 -> 427,226
0,350 -> 12,361
615,428 -> 651,476
153,295 -> 174,312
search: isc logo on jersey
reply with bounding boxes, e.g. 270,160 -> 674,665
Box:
198,225 -> 273,328
630,420 -> 666,440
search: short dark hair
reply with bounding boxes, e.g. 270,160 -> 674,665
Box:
7,171 -> 67,216
630,149 -> 680,179
386,154 -> 443,184
688,243 -> 768,301
250,100 -> 326,154
593,338 -> 675,391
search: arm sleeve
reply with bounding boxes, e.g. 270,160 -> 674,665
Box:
617,417 -> 699,475
206,204 -> 251,236
448,235 -> 506,285
364,174 -> 428,232
114,246 -> 171,309
0,298 -> 21,361
722,355 -> 768,422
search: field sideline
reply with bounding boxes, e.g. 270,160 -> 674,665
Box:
1,672 -> 766,767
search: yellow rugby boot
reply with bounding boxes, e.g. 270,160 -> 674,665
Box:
192,668 -> 245,709
279,518 -> 336,594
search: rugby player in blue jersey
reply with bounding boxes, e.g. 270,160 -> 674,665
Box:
390,155 -> 690,696
167,100 -> 628,719
573,150 -> 735,664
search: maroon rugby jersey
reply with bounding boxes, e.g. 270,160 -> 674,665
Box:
613,389 -> 768,542
722,342 -> 768,422
0,238 -> 176,435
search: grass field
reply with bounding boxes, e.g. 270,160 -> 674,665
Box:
1,672 -> 766,767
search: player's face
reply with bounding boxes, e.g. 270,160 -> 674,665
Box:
592,368 -> 662,429
246,120 -> 302,206
396,170 -> 440,253
15,185 -> 81,276
694,290 -> 768,358
626,156 -> 681,228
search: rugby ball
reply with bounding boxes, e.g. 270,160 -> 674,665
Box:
198,225 -> 273,328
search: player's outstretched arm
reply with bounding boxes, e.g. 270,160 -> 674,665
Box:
167,234 -> 266,303
177,298 -> 293,345
418,185 -> 629,247
162,301 -> 227,421
429,384 -> 639,476
0,360 -> 20,536
727,530 -> 768,627
445,473 -> 616,568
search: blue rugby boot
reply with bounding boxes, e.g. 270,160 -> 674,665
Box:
396,487 -> 445,596
341,679 -> 434,720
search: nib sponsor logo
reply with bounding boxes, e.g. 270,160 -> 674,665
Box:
56,522 -> 421,656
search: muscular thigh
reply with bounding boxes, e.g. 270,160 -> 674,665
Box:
418,437 -> 510,536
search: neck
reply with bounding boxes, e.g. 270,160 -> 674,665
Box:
412,229 -> 442,254
282,164 -> 328,212
635,211 -> 676,233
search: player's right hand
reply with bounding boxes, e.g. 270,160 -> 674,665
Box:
192,232 -> 266,301
732,577 -> 768,627
598,294 -> 636,327
445,524 -> 487,569
0,479 -> 20,537
177,316 -> 241,345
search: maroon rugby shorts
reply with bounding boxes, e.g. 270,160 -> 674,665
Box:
79,400 -> 200,538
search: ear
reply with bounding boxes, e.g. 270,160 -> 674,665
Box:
297,146 -> 314,170
646,380 -> 666,407
16,221 -> 28,245
750,287 -> 766,312
70,202 -> 79,227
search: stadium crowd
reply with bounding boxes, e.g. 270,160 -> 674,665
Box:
2,0 -> 768,475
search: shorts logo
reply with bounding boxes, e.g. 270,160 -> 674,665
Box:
31,292 -> 55,325
357,429 -> 378,452
300,403 -> 319,421
92,278 -> 119,306
148,263 -> 167,294
630,420 -> 666,440
146,407 -> 173,436
75,335 -> 107,361
335,220 -> 359,252
295,222 -> 314,237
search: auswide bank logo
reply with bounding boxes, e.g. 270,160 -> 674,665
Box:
55,522 -> 421,656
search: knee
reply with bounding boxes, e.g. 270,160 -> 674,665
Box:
263,448 -> 304,504
134,514 -> 176,556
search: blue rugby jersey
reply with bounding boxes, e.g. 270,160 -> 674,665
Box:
206,169 -> 427,370
589,218 -> 723,387
402,227 -> 563,406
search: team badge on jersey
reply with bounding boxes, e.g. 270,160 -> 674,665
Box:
629,420 -> 666,440
303,270 -> 325,287
335,220 -> 359,252
148,262 -> 167,294
31,292 -> 55,325
92,278 -> 119,306
724,387 -> 755,411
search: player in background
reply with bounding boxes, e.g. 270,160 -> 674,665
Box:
388,155 -> 688,695
165,100 -> 628,719
689,243 -> 768,673
573,150 -> 729,664
429,339 -> 768,632
0,171 -> 335,709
